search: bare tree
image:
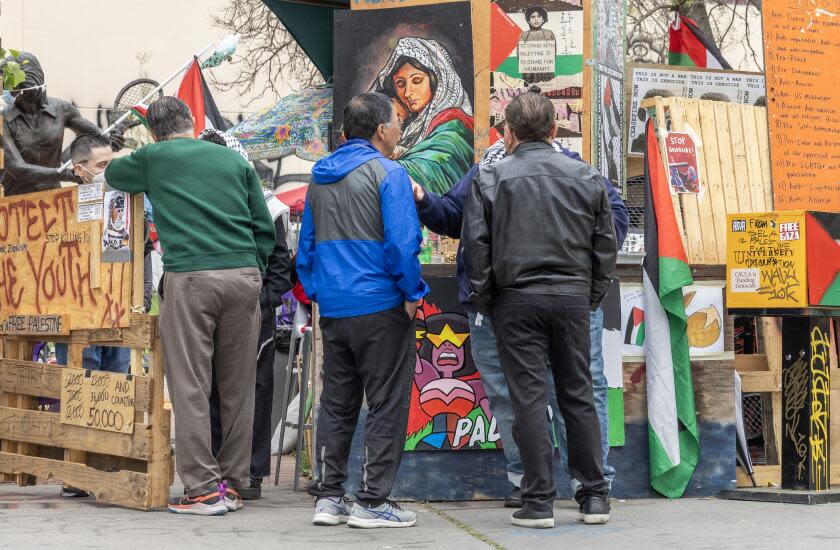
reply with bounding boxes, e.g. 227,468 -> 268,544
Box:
628,0 -> 763,71
210,0 -> 323,106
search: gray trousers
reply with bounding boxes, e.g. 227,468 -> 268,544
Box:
160,267 -> 262,497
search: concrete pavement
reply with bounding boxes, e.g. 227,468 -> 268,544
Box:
2,476 -> 840,549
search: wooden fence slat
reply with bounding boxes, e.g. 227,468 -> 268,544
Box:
698,100 -> 730,263
0,452 -> 151,509
755,106 -> 774,210
741,107 -> 767,212
146,326 -> 171,507
683,99 -> 719,264
727,103 -> 753,213
0,406 -> 152,460
712,101 -> 741,215
0,359 -> 153,411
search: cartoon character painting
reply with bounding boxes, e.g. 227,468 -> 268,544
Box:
406,299 -> 500,451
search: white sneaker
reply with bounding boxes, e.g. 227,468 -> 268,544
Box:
347,500 -> 417,529
312,497 -> 350,526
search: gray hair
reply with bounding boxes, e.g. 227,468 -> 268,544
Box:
147,96 -> 194,140
504,89 -> 555,142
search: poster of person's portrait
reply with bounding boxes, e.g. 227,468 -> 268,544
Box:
490,0 -> 584,152
333,3 -> 475,195
101,188 -> 131,263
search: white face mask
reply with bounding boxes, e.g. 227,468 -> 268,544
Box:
76,164 -> 106,185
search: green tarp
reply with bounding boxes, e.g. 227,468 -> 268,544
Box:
262,0 -> 348,81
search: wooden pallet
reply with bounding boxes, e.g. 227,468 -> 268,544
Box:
0,313 -> 172,510
641,97 -> 773,265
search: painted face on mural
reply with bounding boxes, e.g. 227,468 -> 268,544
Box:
431,339 -> 466,378
392,62 -> 434,114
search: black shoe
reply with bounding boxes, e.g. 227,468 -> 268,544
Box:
239,478 -> 262,501
510,503 -> 554,529
504,487 -> 522,508
579,496 -> 610,524
60,486 -> 89,498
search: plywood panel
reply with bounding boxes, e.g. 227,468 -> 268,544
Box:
698,101 -> 730,263
727,103 -> 753,213
683,99 -> 719,264
741,107 -> 767,213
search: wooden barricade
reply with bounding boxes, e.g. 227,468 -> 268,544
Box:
0,186 -> 172,510
641,97 -> 773,265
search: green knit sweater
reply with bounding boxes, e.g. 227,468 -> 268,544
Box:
105,137 -> 275,274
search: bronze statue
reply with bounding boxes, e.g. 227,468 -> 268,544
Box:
0,52 -> 123,196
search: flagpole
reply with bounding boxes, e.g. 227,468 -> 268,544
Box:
57,42 -> 214,173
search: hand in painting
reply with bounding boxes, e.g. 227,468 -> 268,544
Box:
411,179 -> 425,202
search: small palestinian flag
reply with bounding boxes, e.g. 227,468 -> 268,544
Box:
624,306 -> 646,347
177,57 -> 227,135
130,103 -> 149,129
642,118 -> 699,499
669,15 -> 731,70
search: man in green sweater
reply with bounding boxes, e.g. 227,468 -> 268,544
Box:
105,97 -> 275,516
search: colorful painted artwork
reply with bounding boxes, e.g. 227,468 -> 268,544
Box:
490,0 -> 584,153
601,279 -> 625,446
806,212 -> 840,307
334,3 -> 475,195
406,276 -> 499,451
591,0 -> 626,193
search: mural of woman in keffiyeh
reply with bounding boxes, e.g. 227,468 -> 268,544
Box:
371,37 -> 474,195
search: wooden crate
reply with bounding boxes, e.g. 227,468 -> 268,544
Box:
641,97 -> 773,265
0,313 -> 172,510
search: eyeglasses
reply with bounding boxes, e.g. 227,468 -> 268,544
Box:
384,119 -> 403,130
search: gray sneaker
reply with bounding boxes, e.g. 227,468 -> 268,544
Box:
312,497 -> 350,526
347,500 -> 417,528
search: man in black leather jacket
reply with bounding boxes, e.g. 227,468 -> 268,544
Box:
463,91 -> 616,529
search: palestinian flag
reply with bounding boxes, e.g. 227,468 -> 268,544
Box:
642,118 -> 699,499
669,16 -> 731,70
624,306 -> 646,347
177,57 -> 227,135
130,103 -> 149,129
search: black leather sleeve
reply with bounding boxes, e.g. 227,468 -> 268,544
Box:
463,170 -> 495,314
590,181 -> 618,308
262,217 -> 293,309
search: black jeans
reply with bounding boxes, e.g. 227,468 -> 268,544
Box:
491,291 -> 608,511
307,304 -> 414,506
210,302 -> 276,480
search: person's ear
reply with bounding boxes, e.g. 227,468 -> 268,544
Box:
72,164 -> 84,179
550,122 -> 557,139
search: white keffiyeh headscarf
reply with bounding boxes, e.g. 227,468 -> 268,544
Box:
480,137 -> 565,166
198,128 -> 249,161
371,37 -> 472,151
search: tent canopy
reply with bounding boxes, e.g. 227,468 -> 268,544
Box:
262,0 -> 349,82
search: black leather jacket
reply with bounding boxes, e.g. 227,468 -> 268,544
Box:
463,141 -> 617,314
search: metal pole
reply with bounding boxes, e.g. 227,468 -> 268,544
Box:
57,42 -> 214,173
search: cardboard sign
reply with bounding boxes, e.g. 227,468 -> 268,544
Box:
0,188 -> 132,332
763,1 -> 840,211
0,314 -> 66,335
60,368 -> 136,434
666,132 -> 701,194
726,212 -> 809,308
518,39 -> 555,74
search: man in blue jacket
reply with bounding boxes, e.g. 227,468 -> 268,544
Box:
413,138 -> 628,508
297,93 -> 428,529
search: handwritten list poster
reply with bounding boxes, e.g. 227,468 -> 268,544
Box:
763,1 -> 840,211
61,369 -> 136,435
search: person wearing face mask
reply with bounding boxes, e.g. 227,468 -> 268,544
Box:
0,52 -> 123,196
53,133 -> 131,498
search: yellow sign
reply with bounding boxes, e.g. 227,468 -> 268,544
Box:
60,368 -> 136,434
726,211 -> 808,308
